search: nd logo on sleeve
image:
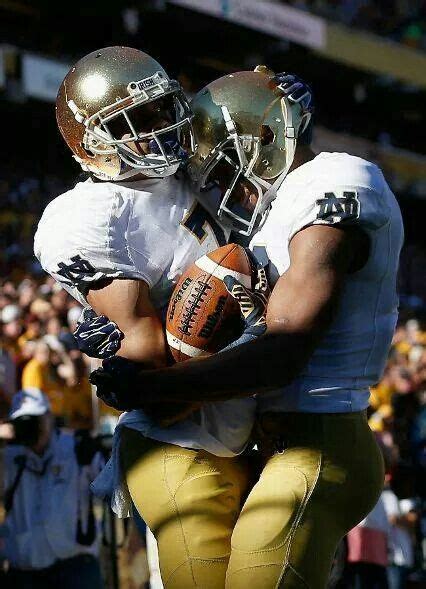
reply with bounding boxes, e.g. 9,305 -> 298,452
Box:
315,191 -> 360,225
57,255 -> 98,284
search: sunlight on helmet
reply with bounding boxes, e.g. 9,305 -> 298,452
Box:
81,73 -> 109,100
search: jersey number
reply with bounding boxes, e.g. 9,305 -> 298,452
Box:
182,203 -> 226,247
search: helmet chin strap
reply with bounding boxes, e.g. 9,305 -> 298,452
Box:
87,159 -> 177,182
109,167 -> 147,181
138,163 -> 179,178
105,162 -> 178,182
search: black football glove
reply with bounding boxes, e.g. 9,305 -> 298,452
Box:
74,309 -> 123,359
274,72 -> 314,114
224,266 -> 270,337
90,356 -> 198,425
89,356 -> 140,411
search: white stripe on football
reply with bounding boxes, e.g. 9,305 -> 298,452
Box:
166,330 -> 205,358
195,255 -> 252,288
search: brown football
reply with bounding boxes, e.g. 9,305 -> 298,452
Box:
166,243 -> 254,362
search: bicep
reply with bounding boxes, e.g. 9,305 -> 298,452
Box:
266,224 -> 361,337
87,279 -> 167,366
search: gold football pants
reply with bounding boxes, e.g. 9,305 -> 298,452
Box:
120,430 -> 250,588
120,411 -> 383,589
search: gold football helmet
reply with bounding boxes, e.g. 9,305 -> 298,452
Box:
187,67 -> 311,235
56,46 -> 194,181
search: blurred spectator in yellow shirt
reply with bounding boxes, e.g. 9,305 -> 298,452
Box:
370,366 -> 413,410
21,340 -> 64,419
392,324 -> 411,356
17,314 -> 42,352
61,352 -> 94,430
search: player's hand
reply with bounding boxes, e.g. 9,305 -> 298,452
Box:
90,356 -> 200,425
90,356 -> 139,410
74,309 -> 123,359
224,266 -> 270,336
274,72 -> 314,113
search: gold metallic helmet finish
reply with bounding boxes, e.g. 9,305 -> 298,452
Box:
56,46 -> 193,181
188,69 -> 309,235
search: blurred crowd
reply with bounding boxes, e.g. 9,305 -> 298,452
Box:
370,319 -> 426,472
0,168 -> 110,428
364,319 -> 426,586
0,170 -> 72,280
0,273 -> 93,429
283,0 -> 426,49
0,168 -> 69,414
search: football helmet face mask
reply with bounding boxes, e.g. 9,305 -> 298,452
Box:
187,68 -> 310,236
56,46 -> 194,181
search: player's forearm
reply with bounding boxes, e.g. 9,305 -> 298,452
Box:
134,331 -> 316,404
88,280 -> 168,367
117,317 -> 167,367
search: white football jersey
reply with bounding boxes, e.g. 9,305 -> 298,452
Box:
250,152 -> 404,413
34,176 -> 227,311
35,176 -> 256,457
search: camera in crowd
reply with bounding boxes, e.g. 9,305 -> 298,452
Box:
10,415 -> 42,447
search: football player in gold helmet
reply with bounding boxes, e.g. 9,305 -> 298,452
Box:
186,66 -> 312,237
37,47 -> 250,589
55,46 -> 193,181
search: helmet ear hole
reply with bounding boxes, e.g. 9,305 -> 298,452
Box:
261,125 -> 275,146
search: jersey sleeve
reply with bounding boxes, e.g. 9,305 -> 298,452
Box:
34,182 -> 164,299
288,184 -> 391,242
